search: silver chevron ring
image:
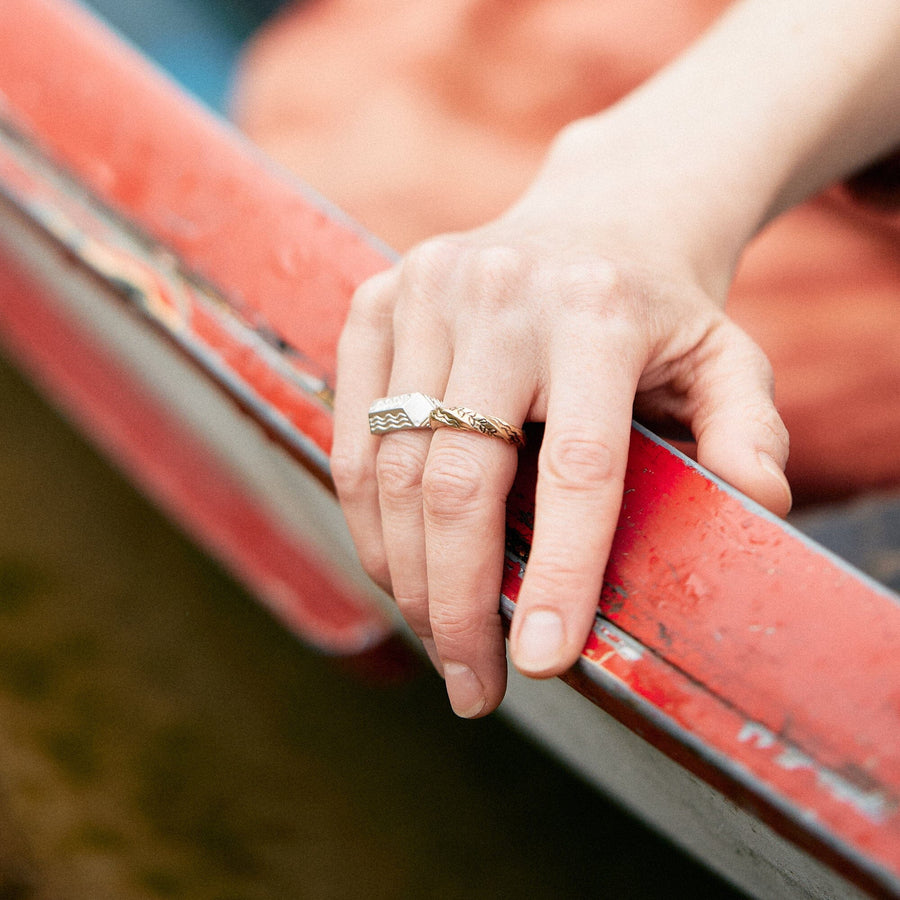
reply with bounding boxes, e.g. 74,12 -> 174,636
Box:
368,392 -> 442,435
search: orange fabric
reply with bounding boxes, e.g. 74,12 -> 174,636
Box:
233,0 -> 900,504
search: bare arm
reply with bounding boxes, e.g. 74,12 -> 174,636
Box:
539,0 -> 900,288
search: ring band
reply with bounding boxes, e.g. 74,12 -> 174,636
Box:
368,392 -> 441,434
429,405 -> 526,447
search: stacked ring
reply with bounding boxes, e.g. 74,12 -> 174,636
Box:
369,395 -> 525,447
429,405 -> 526,447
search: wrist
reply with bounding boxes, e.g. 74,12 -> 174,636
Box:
532,0 -> 900,295
533,113 -> 758,299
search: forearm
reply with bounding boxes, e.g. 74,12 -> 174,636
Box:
535,0 -> 900,290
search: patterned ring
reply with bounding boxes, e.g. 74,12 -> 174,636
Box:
429,405 -> 526,447
368,392 -> 442,435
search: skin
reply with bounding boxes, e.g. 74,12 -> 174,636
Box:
331,0 -> 900,717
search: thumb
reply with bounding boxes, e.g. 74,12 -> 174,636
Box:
689,324 -> 792,516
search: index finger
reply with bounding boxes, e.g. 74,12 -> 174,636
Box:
509,334 -> 641,677
331,269 -> 398,590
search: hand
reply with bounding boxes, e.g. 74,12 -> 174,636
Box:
331,123 -> 792,717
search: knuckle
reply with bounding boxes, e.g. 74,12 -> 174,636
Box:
393,594 -> 431,637
522,564 -> 588,607
560,258 -> 620,296
421,447 -> 489,520
539,258 -> 623,315
754,345 -> 776,384
404,239 -> 536,319
736,334 -> 776,389
429,608 -> 485,645
400,236 -> 462,288
330,445 -> 370,501
338,275 -> 397,367
540,431 -> 617,491
347,268 -> 397,327
717,320 -> 774,380
750,402 -> 790,458
466,245 -> 531,297
376,441 -> 427,503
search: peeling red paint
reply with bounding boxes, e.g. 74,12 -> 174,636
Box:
503,432 -> 900,889
0,0 -> 391,382
0,245 -> 390,653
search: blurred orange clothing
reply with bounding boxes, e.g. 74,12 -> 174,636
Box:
233,0 -> 900,505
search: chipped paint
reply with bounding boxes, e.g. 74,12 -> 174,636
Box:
502,432 -> 900,891
738,722 -> 778,751
738,723 -> 894,823
0,121 -> 336,470
593,622 -> 645,664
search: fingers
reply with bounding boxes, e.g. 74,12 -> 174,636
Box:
423,389 -> 527,716
509,333 -> 641,678
689,323 -> 792,517
332,269 -> 397,591
414,249 -> 536,714
376,430 -> 440,662
335,242 -> 790,725
422,428 -> 519,715
375,314 -> 451,669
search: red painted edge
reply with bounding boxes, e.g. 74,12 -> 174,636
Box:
504,440 -> 900,891
0,244 -> 391,655
0,0 -> 391,408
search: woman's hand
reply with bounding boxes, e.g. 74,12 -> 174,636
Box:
331,0 -> 900,716
331,119 -> 791,717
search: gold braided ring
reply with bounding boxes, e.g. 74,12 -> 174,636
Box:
429,405 -> 525,447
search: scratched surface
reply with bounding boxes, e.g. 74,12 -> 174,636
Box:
501,434 -> 900,893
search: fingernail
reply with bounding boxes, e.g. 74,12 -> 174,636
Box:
443,662 -> 486,718
758,452 -> 793,513
514,609 -> 565,673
